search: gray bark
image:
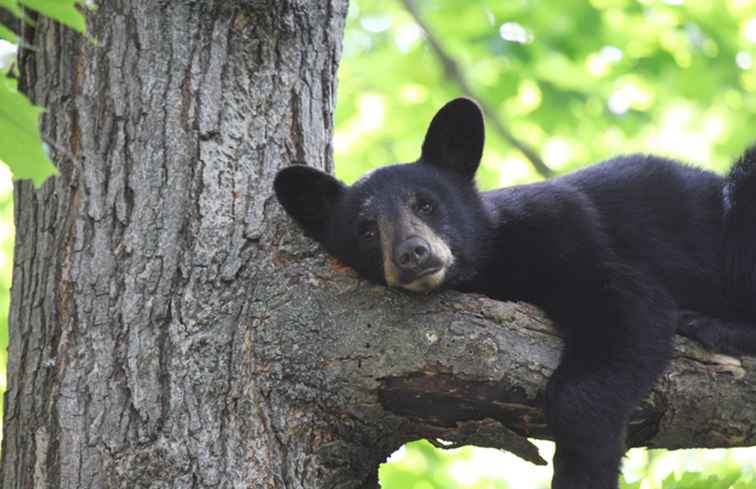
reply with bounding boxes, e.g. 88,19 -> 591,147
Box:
3,1 -> 756,489
3,1 -> 363,487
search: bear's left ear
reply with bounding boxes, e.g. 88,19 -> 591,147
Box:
421,97 -> 484,179
274,165 -> 345,242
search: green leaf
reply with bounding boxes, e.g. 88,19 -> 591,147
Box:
0,75 -> 58,187
620,476 -> 642,489
0,0 -> 23,18
18,0 -> 87,33
0,23 -> 17,43
733,479 -> 756,489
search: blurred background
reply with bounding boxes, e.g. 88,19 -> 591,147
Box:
334,0 -> 756,488
335,0 -> 756,186
1,0 -> 756,487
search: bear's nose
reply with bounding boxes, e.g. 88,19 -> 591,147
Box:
395,237 -> 431,271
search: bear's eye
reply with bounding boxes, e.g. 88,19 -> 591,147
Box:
359,221 -> 378,241
416,200 -> 434,216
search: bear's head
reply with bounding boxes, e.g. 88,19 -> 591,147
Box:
274,98 -> 490,292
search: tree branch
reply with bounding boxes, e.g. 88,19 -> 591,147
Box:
268,232 -> 756,468
400,0 -> 554,178
0,7 -> 20,35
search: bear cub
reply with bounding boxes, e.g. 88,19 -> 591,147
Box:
274,98 -> 756,489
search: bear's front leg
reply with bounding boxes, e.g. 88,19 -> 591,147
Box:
543,275 -> 676,489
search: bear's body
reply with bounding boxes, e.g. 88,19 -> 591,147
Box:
274,98 -> 756,489
484,155 -> 726,311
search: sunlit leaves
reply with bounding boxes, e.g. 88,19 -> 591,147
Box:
0,0 -> 90,188
0,76 -> 57,187
1,0 -> 89,33
0,24 -> 16,42
336,0 -> 756,191
0,164 -> 12,441
19,0 -> 88,33
379,440 -> 553,489
0,0 -> 23,18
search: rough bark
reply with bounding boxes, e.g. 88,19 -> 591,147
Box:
3,1 -> 756,489
3,1 -> 361,487
260,255 -> 756,460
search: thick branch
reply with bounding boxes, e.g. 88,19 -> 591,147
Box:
268,231 -> 756,467
400,0 -> 554,178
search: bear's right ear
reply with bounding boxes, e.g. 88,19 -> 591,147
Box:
274,165 -> 345,242
421,97 -> 484,179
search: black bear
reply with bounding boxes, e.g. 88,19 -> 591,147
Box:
273,97 -> 756,489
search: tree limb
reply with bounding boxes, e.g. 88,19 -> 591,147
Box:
0,7 -> 20,35
268,231 -> 756,468
400,0 -> 554,178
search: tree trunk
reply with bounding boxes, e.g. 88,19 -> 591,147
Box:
4,1 -> 756,489
1,1 -> 377,487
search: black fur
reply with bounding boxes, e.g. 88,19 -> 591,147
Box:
723,146 -> 756,318
274,98 -> 756,489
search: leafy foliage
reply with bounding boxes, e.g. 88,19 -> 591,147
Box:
0,75 -> 57,187
0,170 -> 12,432
335,0 -> 756,189
0,0 -> 89,188
17,0 -> 89,33
0,23 -> 15,42
379,441 -> 756,489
